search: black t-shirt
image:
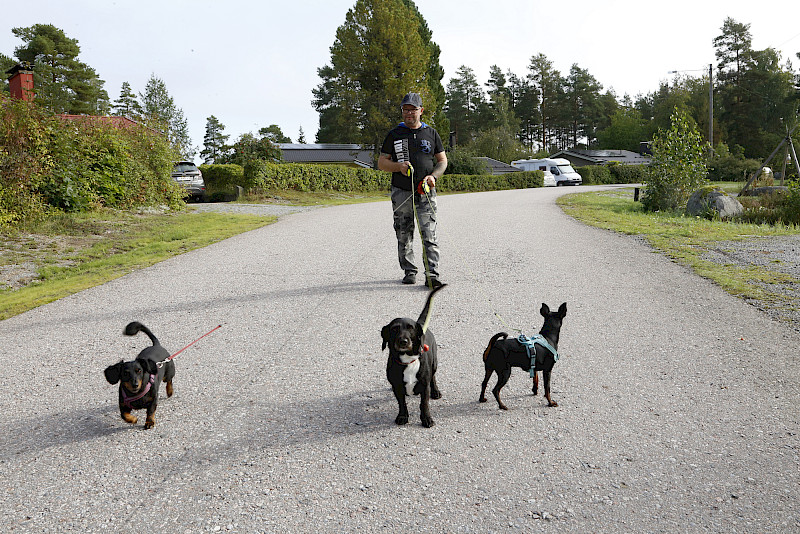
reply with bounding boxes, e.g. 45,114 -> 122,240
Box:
380,122 -> 445,190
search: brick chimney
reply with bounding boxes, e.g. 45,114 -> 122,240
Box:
6,63 -> 34,102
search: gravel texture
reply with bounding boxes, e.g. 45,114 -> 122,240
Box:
1,185 -> 798,532
703,235 -> 800,328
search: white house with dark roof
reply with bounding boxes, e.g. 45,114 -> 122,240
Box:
277,144 -> 375,168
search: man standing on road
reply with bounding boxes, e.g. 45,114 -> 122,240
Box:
378,92 -> 448,289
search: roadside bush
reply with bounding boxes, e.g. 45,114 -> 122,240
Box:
778,181 -> 800,225
242,161 -> 389,193
609,163 -> 646,184
642,108 -> 708,212
443,146 -> 489,175
0,98 -> 54,226
0,97 -> 183,227
437,170 -> 542,191
578,165 -> 611,185
218,158 -> 542,195
707,145 -> 761,182
199,164 -> 244,194
577,164 -> 646,185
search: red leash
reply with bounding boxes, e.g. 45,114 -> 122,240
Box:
168,324 -> 222,361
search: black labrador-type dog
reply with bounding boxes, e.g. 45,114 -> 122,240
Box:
480,302 -> 567,410
104,322 -> 175,429
381,285 -> 446,427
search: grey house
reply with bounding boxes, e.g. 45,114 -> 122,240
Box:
550,149 -> 651,167
277,144 -> 374,168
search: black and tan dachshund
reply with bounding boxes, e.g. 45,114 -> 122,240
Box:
104,322 -> 175,429
381,285 -> 446,427
480,302 -> 567,410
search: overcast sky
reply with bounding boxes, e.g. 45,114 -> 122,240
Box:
2,0 -> 799,160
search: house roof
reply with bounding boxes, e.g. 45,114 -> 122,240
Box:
550,149 -> 651,166
277,143 -> 374,167
59,114 -> 141,129
476,157 -> 522,175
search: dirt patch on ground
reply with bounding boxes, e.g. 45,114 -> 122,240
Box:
0,233 -> 104,290
701,235 -> 800,329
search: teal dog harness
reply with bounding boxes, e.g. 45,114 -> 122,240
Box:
517,334 -> 559,377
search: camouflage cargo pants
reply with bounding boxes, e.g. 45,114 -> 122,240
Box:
390,186 -> 439,280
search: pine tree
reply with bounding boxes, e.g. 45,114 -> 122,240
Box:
12,24 -> 109,113
445,65 -> 486,145
297,126 -> 307,144
313,0 -> 440,149
200,115 -> 230,164
112,82 -> 143,120
140,75 -> 193,159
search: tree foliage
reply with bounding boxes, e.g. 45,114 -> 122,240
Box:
200,115 -> 230,164
259,124 -> 291,143
139,74 -> 193,159
10,24 -> 109,114
313,0 -> 447,149
642,108 -> 709,212
111,81 -> 142,120
219,132 -> 282,166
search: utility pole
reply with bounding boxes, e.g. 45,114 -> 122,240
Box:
708,64 -> 713,151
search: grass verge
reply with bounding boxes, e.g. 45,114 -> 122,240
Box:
556,187 -> 800,306
0,209 -> 275,320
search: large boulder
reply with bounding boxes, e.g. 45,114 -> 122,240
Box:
686,187 -> 743,219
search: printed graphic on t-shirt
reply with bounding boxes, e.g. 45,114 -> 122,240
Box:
394,139 -> 410,163
420,139 -> 432,154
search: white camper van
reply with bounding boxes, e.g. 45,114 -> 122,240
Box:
510,158 -> 582,186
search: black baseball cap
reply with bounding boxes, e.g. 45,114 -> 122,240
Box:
401,93 -> 423,108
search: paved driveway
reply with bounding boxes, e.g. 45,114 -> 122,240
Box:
1,186 -> 798,532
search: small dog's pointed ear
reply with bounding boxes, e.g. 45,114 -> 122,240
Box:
540,303 -> 550,317
104,361 -> 122,384
558,302 -> 567,317
381,325 -> 390,351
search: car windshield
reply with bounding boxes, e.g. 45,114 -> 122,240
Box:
557,164 -> 576,174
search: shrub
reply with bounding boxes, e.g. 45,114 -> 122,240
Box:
444,146 -> 489,175
0,97 -> 182,226
707,145 -> 761,182
199,164 -> 244,194
642,108 -> 709,212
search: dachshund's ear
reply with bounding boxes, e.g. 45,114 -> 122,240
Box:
138,358 -> 158,374
104,361 -> 122,384
381,325 -> 390,351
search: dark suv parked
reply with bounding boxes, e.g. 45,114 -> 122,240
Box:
172,161 -> 205,202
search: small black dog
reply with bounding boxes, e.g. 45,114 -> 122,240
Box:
104,322 -> 175,429
381,284 -> 446,427
480,302 -> 567,410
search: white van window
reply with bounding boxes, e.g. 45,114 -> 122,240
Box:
557,164 -> 576,174
550,167 -> 560,175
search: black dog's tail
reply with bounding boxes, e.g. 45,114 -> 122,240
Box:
124,321 -> 160,346
483,332 -> 508,362
417,284 -> 447,333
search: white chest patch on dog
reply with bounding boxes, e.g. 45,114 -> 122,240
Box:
401,357 -> 420,396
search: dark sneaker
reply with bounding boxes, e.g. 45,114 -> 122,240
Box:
402,272 -> 417,284
426,278 -> 443,289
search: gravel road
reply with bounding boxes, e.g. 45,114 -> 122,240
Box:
1,185 -> 798,533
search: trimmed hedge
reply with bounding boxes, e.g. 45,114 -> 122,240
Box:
199,162 -> 544,194
437,170 -> 543,191
577,163 -> 646,185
